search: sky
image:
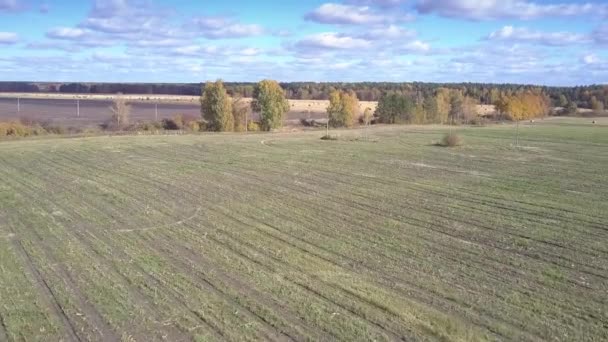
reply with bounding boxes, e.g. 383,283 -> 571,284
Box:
0,0 -> 607,85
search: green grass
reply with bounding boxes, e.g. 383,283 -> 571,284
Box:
0,117 -> 606,341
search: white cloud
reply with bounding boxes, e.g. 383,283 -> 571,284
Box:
403,40 -> 431,52
0,32 -> 18,44
347,0 -> 407,7
363,24 -> 416,39
486,26 -> 589,46
305,3 -> 405,25
81,0 -> 166,34
240,48 -> 261,56
416,0 -> 608,20
193,16 -> 264,39
582,54 -> 600,64
296,32 -> 372,50
46,27 -> 88,39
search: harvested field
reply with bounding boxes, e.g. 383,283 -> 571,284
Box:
0,93 -> 495,127
0,118 -> 606,341
0,96 -> 375,128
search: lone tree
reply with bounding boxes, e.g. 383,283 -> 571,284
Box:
449,92 -> 464,124
565,101 -> 578,116
591,96 -> 604,114
109,93 -> 131,129
327,90 -> 359,128
201,80 -> 233,131
251,80 -> 289,131
232,96 -> 249,132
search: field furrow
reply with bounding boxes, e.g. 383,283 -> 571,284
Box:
0,120 -> 606,341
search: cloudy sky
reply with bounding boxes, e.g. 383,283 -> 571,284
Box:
0,0 -> 607,85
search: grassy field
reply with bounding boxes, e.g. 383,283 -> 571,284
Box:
0,117 -> 606,341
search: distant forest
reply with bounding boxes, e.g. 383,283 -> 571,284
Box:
1,81 -> 607,108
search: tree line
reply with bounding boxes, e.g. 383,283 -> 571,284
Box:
2,81 -> 606,108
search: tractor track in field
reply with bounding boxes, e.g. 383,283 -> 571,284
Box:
9,237 -> 82,342
66,142 -> 604,334
9,143 -> 608,336
0,316 -> 8,342
73,229 -> 226,340
139,230 -> 305,342
194,162 -> 604,332
212,161 -> 608,284
2,156 -> 436,340
114,207 -> 202,233
0,178 -> 120,341
19,152 -> 320,340
0,156 -> 225,339
133,232 -> 299,342
167,220 -> 416,341
1,124 -> 606,341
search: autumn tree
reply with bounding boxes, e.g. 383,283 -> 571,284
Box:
363,107 -> 373,125
201,80 -> 233,131
495,90 -> 550,120
449,92 -> 464,124
564,101 -> 578,116
423,95 -> 440,123
591,96 -> 604,113
232,96 -> 249,132
327,90 -> 359,127
435,88 -> 451,124
462,96 -> 479,123
252,80 -> 289,131
108,93 -> 131,129
558,94 -> 569,108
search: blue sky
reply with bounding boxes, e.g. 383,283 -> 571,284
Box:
0,0 -> 607,85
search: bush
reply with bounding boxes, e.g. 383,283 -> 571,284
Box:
41,122 -> 67,134
185,120 -> 201,132
321,134 -> 339,140
247,121 -> 261,132
0,122 -> 35,137
440,133 -> 462,147
468,117 -> 487,126
161,118 -> 180,130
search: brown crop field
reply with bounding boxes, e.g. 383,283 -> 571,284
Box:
0,94 -> 378,128
0,117 -> 607,341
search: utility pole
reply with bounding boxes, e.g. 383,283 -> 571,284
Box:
77,99 -> 80,117
155,103 -> 158,121
245,111 -> 248,132
17,97 -> 20,113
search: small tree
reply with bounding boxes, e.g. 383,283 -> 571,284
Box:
564,101 -> 578,116
201,80 -> 233,131
362,107 -> 373,140
462,96 -> 479,123
423,95 -> 439,123
449,92 -> 464,124
109,94 -> 131,129
363,107 -> 373,126
558,94 -> 569,108
232,96 -> 249,132
591,96 -> 604,114
327,90 -> 359,128
251,80 -> 289,131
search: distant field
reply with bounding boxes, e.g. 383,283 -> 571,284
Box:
0,118 -> 607,341
0,94 -> 377,127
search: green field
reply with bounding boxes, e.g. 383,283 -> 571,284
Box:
0,118 -> 606,341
